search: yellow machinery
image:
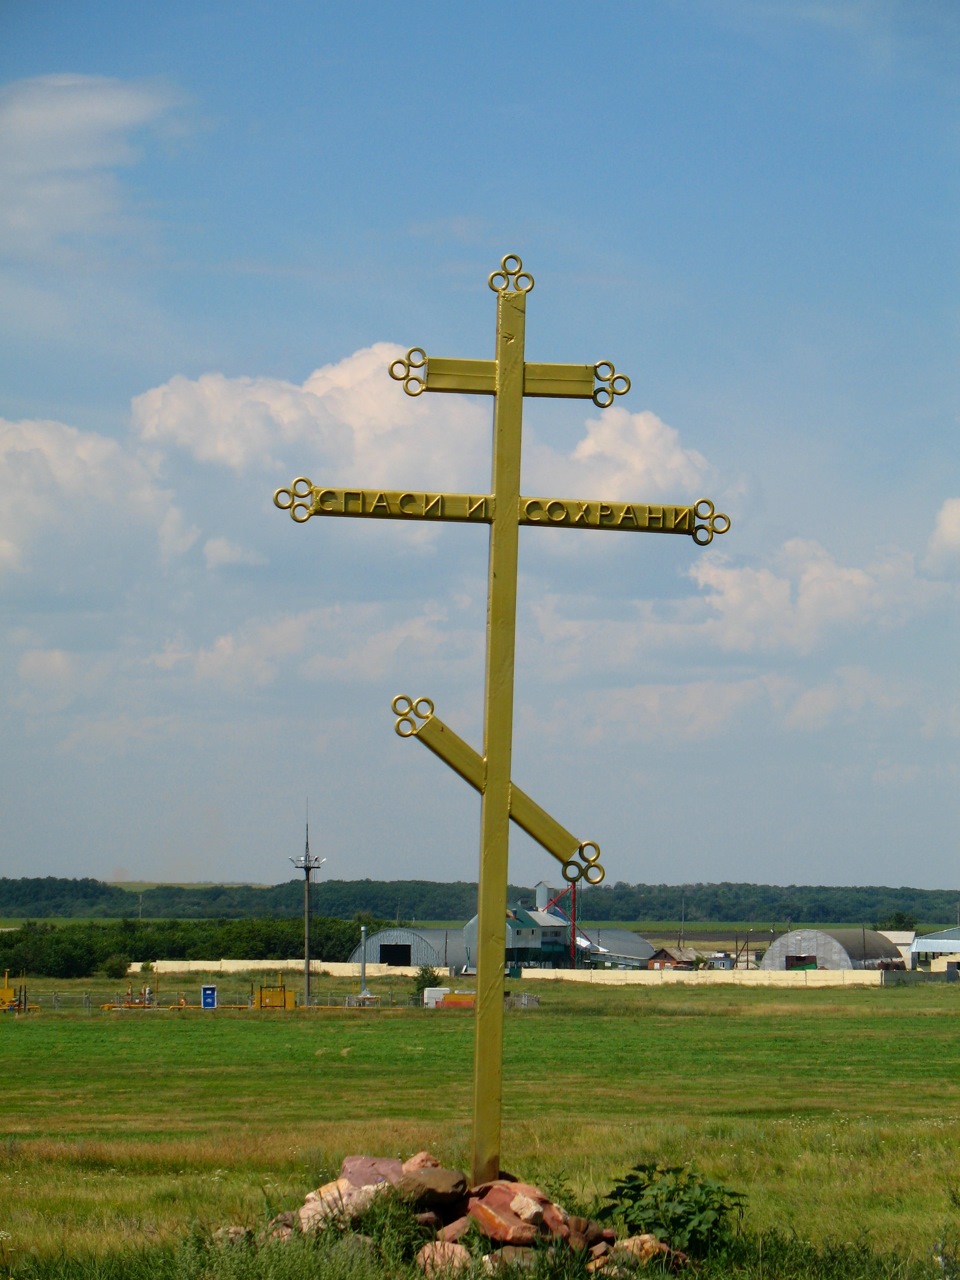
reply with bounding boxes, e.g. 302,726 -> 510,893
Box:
251,974 -> 295,1010
2,970 -> 37,1013
101,982 -> 158,1011
1,970 -> 18,1011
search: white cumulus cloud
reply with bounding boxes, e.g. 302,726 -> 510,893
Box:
690,538 -> 937,655
13,647 -> 111,715
540,675 -> 785,744
783,665 -> 910,732
524,406 -> 710,500
159,600 -> 481,693
132,351 -> 718,516
0,73 -> 186,261
0,416 -> 181,577
924,497 -> 960,575
132,344 -> 491,491
203,537 -> 267,570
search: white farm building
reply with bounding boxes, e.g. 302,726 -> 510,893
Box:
760,928 -> 904,971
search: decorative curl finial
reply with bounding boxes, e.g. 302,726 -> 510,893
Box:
274,477 -> 315,523
562,840 -> 605,885
593,361 -> 631,408
392,693 -> 435,737
488,254 -> 534,295
692,499 -> 731,546
388,348 -> 428,397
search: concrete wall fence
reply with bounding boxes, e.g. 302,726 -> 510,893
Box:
142,960 -> 423,979
518,966 -> 884,987
143,959 -> 886,988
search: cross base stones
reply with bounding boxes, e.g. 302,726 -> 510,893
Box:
256,1149 -> 690,1273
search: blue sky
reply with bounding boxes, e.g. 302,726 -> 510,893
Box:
1,1 -> 958,891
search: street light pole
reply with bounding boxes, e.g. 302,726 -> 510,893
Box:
291,818 -> 325,1006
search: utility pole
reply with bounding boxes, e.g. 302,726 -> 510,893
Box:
291,813 -> 325,1006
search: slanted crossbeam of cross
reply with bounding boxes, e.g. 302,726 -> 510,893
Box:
274,254 -> 729,1184
390,694 -> 603,887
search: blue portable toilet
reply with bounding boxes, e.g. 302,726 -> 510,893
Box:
201,985 -> 217,1009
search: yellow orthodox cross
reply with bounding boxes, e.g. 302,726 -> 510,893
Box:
274,254 -> 729,1184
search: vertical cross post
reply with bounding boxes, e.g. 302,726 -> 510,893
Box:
474,279 -> 526,1181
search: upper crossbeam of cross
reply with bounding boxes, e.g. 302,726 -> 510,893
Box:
274,254 -> 729,1186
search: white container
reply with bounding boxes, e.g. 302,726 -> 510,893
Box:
422,987 -> 450,1008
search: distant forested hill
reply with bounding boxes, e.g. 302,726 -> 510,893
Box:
577,882 -> 958,928
0,877 -> 527,922
1,876 -> 957,928
0,877 -> 134,918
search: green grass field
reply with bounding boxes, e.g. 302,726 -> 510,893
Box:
3,974 -> 960,1272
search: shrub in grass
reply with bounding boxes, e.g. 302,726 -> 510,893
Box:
598,1162 -> 745,1257
411,965 -> 442,1001
101,954 -> 132,980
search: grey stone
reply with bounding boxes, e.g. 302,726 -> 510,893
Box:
396,1166 -> 468,1208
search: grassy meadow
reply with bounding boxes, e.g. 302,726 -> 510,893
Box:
3,973 -> 960,1273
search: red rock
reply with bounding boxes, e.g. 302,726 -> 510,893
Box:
467,1183 -> 542,1245
439,1214 -> 472,1243
340,1155 -> 404,1188
566,1216 -> 605,1250
472,1201 -> 537,1244
541,1202 -> 569,1240
416,1241 -> 472,1275
469,1198 -> 538,1246
471,1180 -> 551,1209
404,1151 -> 441,1173
463,1179 -> 570,1246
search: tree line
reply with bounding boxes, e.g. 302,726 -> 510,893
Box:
0,917 -> 369,979
576,881 -> 957,928
0,877 -> 527,922
2,876 -> 958,929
